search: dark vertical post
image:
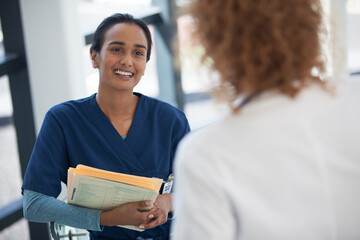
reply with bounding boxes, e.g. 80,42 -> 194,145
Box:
0,0 -> 35,179
152,0 -> 185,110
0,0 -> 51,239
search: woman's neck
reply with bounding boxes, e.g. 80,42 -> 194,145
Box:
96,89 -> 138,119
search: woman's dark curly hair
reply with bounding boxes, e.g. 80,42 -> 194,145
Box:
190,0 -> 326,105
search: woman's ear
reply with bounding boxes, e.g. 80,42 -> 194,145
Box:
90,49 -> 99,68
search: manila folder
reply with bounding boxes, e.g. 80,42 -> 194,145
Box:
67,172 -> 159,231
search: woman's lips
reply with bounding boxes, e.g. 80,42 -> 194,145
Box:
114,69 -> 134,77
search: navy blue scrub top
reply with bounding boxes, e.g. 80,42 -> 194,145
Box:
22,93 -> 190,240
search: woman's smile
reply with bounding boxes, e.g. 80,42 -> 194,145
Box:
114,69 -> 134,79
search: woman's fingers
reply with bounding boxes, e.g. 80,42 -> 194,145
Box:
101,200 -> 158,226
139,215 -> 167,229
138,194 -> 174,229
139,207 -> 168,229
136,200 -> 153,211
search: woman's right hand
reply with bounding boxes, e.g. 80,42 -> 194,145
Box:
100,200 -> 156,227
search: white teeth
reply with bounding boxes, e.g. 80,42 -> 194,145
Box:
115,70 -> 132,76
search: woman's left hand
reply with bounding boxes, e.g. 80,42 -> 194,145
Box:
139,193 -> 173,229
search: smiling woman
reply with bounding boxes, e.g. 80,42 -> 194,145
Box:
21,13 -> 190,240
91,23 -> 148,100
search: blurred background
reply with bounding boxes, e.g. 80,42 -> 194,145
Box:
0,0 -> 359,239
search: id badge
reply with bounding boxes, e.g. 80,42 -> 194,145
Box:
162,174 -> 174,194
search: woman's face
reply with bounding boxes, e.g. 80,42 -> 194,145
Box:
90,23 -> 148,93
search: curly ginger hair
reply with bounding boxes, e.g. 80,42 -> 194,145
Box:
190,0 -> 326,105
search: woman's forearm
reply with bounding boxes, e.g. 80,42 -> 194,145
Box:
23,189 -> 102,231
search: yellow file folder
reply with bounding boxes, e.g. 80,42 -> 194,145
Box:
67,164 -> 163,231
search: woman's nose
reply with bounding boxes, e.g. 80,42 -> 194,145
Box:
120,54 -> 132,67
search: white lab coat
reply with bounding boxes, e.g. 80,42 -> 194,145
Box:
173,78 -> 360,240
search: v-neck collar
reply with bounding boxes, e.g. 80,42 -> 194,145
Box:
92,92 -> 143,140
89,93 -> 146,171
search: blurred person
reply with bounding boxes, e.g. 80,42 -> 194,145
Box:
172,0 -> 360,239
22,13 -> 189,240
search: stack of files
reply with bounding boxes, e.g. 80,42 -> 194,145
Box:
67,164 -> 163,231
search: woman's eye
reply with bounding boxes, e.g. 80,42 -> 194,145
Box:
112,48 -> 121,53
134,51 -> 144,56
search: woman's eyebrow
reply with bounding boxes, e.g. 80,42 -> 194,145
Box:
108,41 -> 125,46
134,44 -> 147,50
108,41 -> 146,50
